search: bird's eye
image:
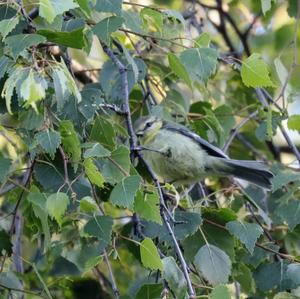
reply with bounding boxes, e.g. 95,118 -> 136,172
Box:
145,122 -> 152,128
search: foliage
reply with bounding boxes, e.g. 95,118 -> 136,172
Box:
0,0 -> 300,299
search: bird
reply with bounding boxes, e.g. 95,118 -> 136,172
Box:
134,115 -> 274,189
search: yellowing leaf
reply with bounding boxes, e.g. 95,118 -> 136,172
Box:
59,120 -> 81,170
241,53 -> 274,88
288,115 -> 300,131
20,70 -> 47,112
46,192 -> 70,225
84,158 -> 105,187
140,238 -> 163,271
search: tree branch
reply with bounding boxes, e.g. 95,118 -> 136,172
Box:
100,42 -> 196,299
223,110 -> 258,153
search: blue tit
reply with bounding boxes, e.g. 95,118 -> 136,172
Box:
134,115 -> 273,189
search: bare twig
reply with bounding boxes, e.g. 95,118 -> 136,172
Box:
223,110 -> 258,153
99,103 -> 127,115
0,283 -> 48,299
103,250 -> 120,299
0,159 -> 34,274
58,146 -> 76,195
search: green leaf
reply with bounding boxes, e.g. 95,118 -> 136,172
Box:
92,16 -> 124,44
288,0 -> 299,18
134,191 -> 162,224
210,284 -> 231,299
135,283 -> 163,299
59,120 -> 81,170
37,28 -> 85,49
195,32 -> 211,47
52,65 -> 82,111
1,66 -> 25,114
0,153 -> 11,183
271,171 -> 300,191
240,53 -> 274,88
233,263 -> 255,293
46,192 -> 70,225
254,261 -> 288,291
288,115 -> 300,131
90,116 -> 116,150
141,8 -> 164,33
84,215 -> 113,243
110,175 -> 141,210
168,53 -> 192,89
122,45 -> 139,82
35,130 -> 61,158
83,143 -> 111,159
0,230 -> 12,257
79,196 -> 98,213
140,238 -> 163,271
274,58 -> 291,100
274,293 -> 299,299
180,47 -> 218,84
5,34 -> 46,59
20,70 -> 47,112
27,187 -> 50,247
122,10 -> 144,34
226,220 -> 263,254
98,145 -> 130,184
0,16 -> 20,40
39,0 -> 79,23
0,272 -> 23,290
275,200 -> 300,230
60,61 -> 82,102
287,263 -> 300,285
0,56 -> 10,80
84,158 -> 105,187
162,257 -> 187,298
77,0 -> 92,17
194,244 -> 232,285
261,0 -> 272,15
94,0 -> 123,14
174,211 -> 202,240
162,9 -> 185,24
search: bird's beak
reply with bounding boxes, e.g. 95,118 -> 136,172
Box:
135,130 -> 144,137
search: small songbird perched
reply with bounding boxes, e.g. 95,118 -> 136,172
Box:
134,115 -> 274,189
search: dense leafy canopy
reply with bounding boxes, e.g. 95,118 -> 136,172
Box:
0,0 -> 300,299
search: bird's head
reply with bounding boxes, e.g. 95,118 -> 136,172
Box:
134,115 -> 163,143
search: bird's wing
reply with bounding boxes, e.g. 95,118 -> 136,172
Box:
163,121 -> 229,159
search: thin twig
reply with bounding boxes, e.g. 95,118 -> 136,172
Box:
58,146 -> 76,195
0,283 -> 48,299
99,103 -> 127,115
0,159 -> 34,274
103,250 -> 120,299
223,110 -> 258,153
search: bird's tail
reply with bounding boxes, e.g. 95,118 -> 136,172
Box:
211,158 -> 274,189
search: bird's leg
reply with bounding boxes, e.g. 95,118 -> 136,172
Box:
161,185 -> 187,225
